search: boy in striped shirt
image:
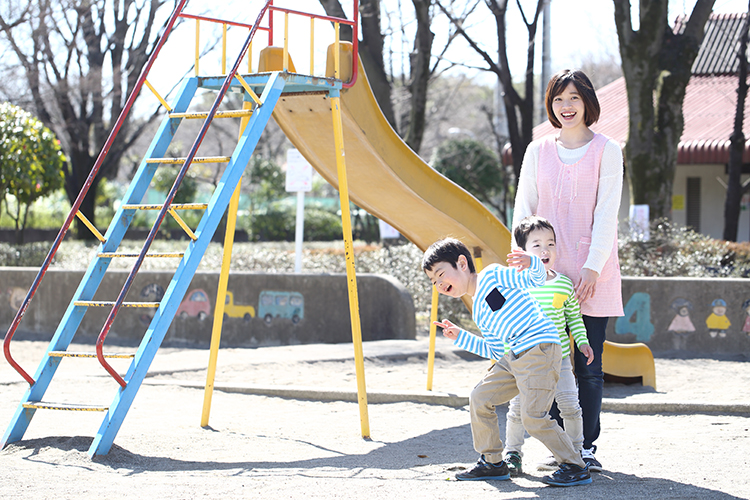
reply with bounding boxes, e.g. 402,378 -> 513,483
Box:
503,216 -> 594,476
423,237 -> 591,487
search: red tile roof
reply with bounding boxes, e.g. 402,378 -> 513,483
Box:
531,74 -> 750,164
676,12 -> 747,76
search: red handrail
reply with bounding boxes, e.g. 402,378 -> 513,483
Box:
264,1 -> 360,88
178,12 -> 270,32
96,0 -> 273,387
2,0 -> 189,386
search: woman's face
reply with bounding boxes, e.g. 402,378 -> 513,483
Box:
551,82 -> 586,130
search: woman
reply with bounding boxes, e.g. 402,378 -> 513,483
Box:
512,69 -> 624,473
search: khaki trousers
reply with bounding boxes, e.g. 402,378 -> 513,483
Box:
469,342 -> 585,468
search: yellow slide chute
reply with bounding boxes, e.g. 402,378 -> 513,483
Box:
267,47 -> 511,265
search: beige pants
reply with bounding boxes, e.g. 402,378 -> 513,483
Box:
469,342 -> 585,468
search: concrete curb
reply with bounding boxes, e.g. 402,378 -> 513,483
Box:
144,379 -> 750,414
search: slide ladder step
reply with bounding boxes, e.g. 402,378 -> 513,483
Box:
146,156 -> 230,164
74,301 -> 160,308
23,402 -> 109,412
48,351 -> 135,359
169,109 -> 253,119
98,252 -> 184,258
121,203 -> 208,210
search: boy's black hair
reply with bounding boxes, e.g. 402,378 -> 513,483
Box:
422,237 -> 476,274
514,216 -> 556,250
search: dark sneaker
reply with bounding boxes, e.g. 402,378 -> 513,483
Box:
456,455 -> 511,481
581,447 -> 602,472
542,463 -> 592,487
504,451 -> 523,476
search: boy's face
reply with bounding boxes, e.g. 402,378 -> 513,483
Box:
424,255 -> 472,298
523,227 -> 556,272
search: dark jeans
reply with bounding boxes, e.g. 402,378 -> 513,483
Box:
550,315 -> 608,450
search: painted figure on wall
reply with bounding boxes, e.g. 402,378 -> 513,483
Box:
668,297 -> 695,350
742,299 -> 750,336
668,298 -> 695,333
706,299 -> 730,338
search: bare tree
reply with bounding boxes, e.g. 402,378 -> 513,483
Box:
723,6 -> 750,242
613,0 -> 715,221
0,0 -> 175,238
436,0 -> 544,180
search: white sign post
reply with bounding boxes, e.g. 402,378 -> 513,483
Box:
285,149 -> 313,273
629,204 -> 650,241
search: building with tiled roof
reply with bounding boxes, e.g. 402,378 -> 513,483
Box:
528,12 -> 750,241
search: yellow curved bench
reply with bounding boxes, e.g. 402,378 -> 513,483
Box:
602,340 -> 656,390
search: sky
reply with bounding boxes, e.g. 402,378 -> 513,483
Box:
143,0 -> 750,106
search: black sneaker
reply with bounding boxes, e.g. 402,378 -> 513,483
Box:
542,463 -> 592,487
456,455 -> 511,481
581,447 -> 602,472
504,451 -> 523,476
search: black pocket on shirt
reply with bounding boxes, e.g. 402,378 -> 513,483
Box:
485,288 -> 506,311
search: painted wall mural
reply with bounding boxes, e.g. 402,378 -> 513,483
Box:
615,292 -> 655,342
706,298 -> 730,338
614,291 -> 750,346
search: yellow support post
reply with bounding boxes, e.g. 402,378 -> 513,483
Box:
310,18 -> 315,75
426,286 -> 439,391
144,80 -> 173,112
201,100 -> 252,427
283,12 -> 289,71
331,90 -> 370,438
222,23 -> 227,74
334,23 -> 340,77
195,19 -> 200,76
75,211 -> 106,243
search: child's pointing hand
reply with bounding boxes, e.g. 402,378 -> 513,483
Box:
433,319 -> 460,340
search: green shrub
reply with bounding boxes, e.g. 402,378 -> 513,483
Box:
304,208 -> 343,241
251,204 -> 344,242
618,219 -> 750,277
251,206 -> 293,241
0,242 -> 52,267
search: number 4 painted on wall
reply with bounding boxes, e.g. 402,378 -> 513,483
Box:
615,292 -> 655,342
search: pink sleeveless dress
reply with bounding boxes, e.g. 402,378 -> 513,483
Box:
535,134 -> 623,317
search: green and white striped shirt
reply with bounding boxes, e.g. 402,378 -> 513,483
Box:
528,272 -> 588,359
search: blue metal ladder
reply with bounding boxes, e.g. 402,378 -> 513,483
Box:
1,70 -> 290,457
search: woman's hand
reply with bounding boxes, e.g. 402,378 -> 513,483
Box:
433,319 -> 460,340
575,268 -> 599,303
580,344 -> 595,365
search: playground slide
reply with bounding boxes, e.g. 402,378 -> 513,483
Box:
270,58 -> 512,267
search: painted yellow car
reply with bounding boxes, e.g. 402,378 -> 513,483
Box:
224,291 -> 256,321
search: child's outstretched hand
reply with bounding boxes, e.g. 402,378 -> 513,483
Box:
580,344 -> 595,365
506,248 -> 531,271
433,319 -> 460,340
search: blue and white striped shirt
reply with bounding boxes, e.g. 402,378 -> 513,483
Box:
454,255 -> 560,359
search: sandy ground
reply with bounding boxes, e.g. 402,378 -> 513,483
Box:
1,337 -> 749,499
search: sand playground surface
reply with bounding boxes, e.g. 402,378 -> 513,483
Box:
1,336 -> 749,499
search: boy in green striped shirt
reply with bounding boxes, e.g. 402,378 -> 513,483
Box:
503,216 -> 594,476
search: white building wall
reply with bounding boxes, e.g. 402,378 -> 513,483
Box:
617,164 -> 750,242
